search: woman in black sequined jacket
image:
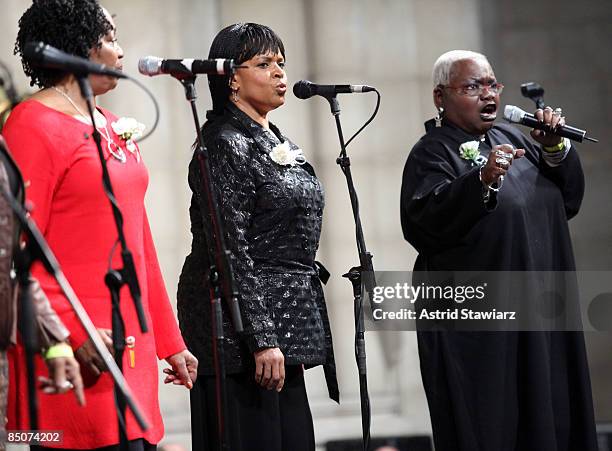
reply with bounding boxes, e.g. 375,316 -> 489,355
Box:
177,23 -> 338,451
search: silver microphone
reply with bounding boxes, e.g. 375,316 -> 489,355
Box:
503,105 -> 597,143
138,56 -> 238,77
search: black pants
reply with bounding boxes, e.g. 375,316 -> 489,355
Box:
191,365 -> 315,451
31,439 -> 156,451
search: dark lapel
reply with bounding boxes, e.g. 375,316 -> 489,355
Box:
425,118 -> 496,160
225,103 -> 278,156
225,103 -> 318,177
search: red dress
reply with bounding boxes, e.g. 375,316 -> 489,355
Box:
3,100 -> 186,448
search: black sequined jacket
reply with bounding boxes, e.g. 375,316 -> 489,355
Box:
177,103 -> 338,401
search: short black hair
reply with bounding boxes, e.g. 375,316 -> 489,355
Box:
207,23 -> 285,114
15,0 -> 112,88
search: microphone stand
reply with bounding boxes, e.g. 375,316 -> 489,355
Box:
0,184 -> 149,435
520,82 -> 545,110
75,75 -> 148,450
14,247 -> 39,431
174,75 -> 243,451
325,96 -> 375,451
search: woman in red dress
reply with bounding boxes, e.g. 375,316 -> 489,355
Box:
3,1 -> 197,449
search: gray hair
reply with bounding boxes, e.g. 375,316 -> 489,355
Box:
432,50 -> 490,87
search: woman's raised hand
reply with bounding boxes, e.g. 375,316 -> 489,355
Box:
480,144 -> 526,186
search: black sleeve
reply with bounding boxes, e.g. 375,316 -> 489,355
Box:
188,131 -> 278,353
400,139 -> 495,254
539,147 -> 585,219
496,124 -> 585,220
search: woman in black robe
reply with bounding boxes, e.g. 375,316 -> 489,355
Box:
400,50 -> 597,451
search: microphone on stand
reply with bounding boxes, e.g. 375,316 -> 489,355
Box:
503,105 -> 598,143
293,80 -> 375,99
520,82 -> 545,110
138,56 -> 241,77
23,42 -> 126,79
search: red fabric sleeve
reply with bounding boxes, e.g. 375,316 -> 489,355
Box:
142,211 -> 186,359
5,113 -> 58,235
3,106 -> 89,350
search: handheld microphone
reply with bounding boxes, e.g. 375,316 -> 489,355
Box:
503,105 -> 598,143
293,80 -> 375,99
138,56 -> 238,77
23,42 -> 126,79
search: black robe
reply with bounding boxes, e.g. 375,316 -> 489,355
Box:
400,119 -> 597,451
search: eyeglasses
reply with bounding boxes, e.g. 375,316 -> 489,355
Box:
441,82 -> 504,97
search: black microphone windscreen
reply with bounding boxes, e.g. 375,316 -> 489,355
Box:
293,80 -> 315,100
23,42 -> 45,63
24,41 -> 79,70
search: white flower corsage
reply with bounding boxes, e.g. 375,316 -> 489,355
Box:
269,141 -> 306,167
111,117 -> 146,161
459,140 -> 486,166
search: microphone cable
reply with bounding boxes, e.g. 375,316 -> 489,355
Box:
119,74 -> 160,144
345,88 -> 381,148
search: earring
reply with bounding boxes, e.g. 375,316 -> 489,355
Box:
232,89 -> 239,102
435,107 -> 444,127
